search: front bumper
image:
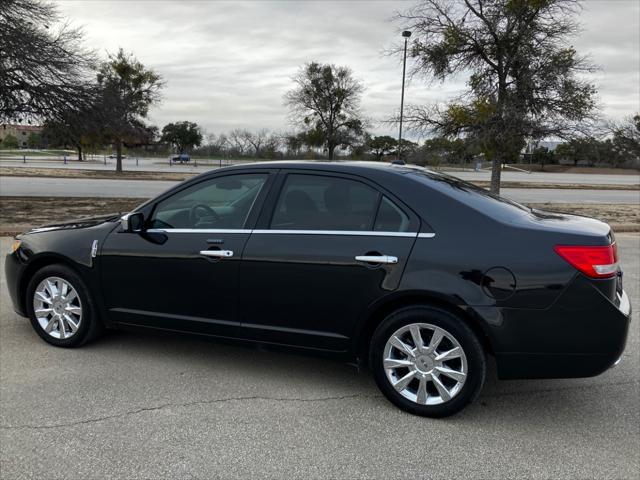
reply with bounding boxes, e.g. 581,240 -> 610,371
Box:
490,276 -> 631,380
5,252 -> 27,317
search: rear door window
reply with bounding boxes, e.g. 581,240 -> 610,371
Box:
270,174 -> 379,231
374,197 -> 411,232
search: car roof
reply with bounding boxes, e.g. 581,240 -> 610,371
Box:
220,160 -> 432,177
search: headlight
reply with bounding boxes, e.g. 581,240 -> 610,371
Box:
10,239 -> 21,253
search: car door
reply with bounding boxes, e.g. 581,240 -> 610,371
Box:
100,171 -> 274,336
239,170 -> 420,351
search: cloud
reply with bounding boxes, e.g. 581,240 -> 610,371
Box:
56,0 -> 639,137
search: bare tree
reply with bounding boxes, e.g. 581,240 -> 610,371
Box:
0,0 -> 96,123
284,62 -> 365,160
395,0 -> 598,193
241,128 -> 269,157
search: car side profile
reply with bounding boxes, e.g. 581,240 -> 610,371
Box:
5,162 -> 631,417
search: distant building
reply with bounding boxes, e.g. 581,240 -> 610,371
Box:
0,124 -> 44,147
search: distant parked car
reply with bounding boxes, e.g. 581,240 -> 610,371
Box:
171,153 -> 190,163
107,154 -> 127,159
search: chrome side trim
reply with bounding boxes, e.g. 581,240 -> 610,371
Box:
252,229 -> 418,237
147,228 -> 251,234
147,228 -> 437,238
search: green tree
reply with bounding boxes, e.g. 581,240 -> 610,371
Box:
610,114 -> 640,166
161,121 -> 203,154
284,62 -> 365,160
42,102 -> 102,161
368,135 -> 397,160
531,146 -> 555,171
97,49 -> 163,173
397,0 -> 597,193
26,132 -> 41,148
1,134 -> 19,149
397,138 -> 419,161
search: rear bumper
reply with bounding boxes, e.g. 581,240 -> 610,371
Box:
489,277 -> 631,380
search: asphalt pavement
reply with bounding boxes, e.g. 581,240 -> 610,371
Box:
0,235 -> 638,479
2,175 -> 639,204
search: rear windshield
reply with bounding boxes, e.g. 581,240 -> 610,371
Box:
405,169 -> 533,223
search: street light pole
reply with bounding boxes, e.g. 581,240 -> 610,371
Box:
397,30 -> 412,163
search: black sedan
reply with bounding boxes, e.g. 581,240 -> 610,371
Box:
5,162 -> 631,417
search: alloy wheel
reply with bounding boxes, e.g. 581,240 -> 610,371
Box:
33,276 -> 83,340
383,322 -> 468,405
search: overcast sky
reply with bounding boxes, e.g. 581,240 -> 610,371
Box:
56,0 -> 640,139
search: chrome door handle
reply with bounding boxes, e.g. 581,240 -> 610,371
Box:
355,255 -> 398,264
200,250 -> 234,258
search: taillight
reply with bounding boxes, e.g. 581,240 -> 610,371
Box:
554,243 -> 618,279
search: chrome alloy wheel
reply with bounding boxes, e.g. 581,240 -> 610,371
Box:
383,323 -> 468,405
33,276 -> 82,339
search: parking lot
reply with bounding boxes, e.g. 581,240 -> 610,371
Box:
1,235 -> 638,479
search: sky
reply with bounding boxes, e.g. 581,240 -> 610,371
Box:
55,0 -> 640,139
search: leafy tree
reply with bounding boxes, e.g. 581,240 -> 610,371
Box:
531,146 -> 555,171
27,132 -> 42,149
396,0 -> 598,193
0,0 -> 96,123
160,121 -> 203,154
284,62 -> 365,159
1,134 -> 19,149
42,102 -> 102,160
416,137 -> 468,166
397,138 -> 419,161
368,135 -> 397,160
97,49 -> 163,172
610,114 -> 640,165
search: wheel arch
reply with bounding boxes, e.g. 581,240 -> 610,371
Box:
355,291 -> 494,367
19,254 -> 87,315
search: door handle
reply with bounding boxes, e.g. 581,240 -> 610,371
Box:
355,255 -> 398,264
200,250 -> 234,258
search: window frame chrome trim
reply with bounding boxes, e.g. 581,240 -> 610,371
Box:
252,229 -> 419,237
146,228 -> 437,238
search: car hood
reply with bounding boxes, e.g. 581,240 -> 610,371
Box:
20,213 -> 122,236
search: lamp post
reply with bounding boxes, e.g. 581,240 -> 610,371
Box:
397,30 -> 412,163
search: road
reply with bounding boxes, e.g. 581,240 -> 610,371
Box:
0,235 -> 638,479
1,158 -> 639,185
2,175 -> 639,204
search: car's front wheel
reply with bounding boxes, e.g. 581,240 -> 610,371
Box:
370,306 -> 486,417
26,264 -> 102,347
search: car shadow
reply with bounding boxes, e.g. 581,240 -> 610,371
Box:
82,327 -> 630,421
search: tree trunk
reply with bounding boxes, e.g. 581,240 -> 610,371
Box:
115,138 -> 123,173
490,156 -> 502,194
77,145 -> 82,162
327,143 -> 335,160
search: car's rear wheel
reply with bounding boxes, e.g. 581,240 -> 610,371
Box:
370,306 -> 486,417
26,264 -> 102,347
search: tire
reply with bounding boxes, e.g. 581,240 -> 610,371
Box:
26,264 -> 103,348
370,305 -> 486,417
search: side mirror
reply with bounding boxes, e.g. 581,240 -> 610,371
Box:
120,212 -> 145,233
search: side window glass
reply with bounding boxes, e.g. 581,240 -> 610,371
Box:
374,197 -> 411,232
150,174 -> 267,229
270,174 -> 379,231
